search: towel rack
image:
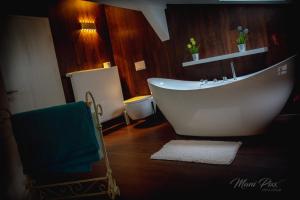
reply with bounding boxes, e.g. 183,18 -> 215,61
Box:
25,91 -> 120,200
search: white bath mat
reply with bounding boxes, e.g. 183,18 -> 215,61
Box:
151,140 -> 242,165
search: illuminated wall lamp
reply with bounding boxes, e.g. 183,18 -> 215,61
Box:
80,22 -> 96,33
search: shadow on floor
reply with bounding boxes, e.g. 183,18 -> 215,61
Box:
133,114 -> 166,129
130,112 -> 300,148
103,123 -> 127,135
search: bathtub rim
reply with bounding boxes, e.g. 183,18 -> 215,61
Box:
147,54 -> 296,91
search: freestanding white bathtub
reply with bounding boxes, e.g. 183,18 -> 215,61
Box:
148,56 -> 296,137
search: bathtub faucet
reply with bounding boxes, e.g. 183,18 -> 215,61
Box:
230,61 -> 237,80
200,79 -> 208,85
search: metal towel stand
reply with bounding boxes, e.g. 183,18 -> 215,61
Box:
23,91 -> 120,200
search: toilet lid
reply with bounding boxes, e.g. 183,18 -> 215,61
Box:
124,95 -> 152,104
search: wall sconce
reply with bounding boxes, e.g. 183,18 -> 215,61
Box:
80,21 -> 96,33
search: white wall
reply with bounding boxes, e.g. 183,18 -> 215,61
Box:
0,72 -> 27,200
0,15 -> 66,200
0,15 -> 66,114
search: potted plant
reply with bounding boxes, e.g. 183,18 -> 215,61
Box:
236,26 -> 249,52
187,37 -> 200,61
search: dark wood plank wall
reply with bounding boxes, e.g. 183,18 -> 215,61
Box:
49,1 -> 173,101
48,1 -> 297,111
104,5 -> 173,99
165,4 -> 295,81
48,0 -> 115,102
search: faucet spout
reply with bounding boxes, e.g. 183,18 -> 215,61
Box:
230,61 -> 237,80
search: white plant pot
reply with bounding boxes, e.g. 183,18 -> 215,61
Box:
237,44 -> 246,52
192,53 -> 199,61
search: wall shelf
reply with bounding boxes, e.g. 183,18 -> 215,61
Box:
182,47 -> 268,67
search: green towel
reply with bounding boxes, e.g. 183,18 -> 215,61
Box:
11,102 -> 102,175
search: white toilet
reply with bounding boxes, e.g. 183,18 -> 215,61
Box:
123,95 -> 155,124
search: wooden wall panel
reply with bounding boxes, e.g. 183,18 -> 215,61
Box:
166,4 -> 295,80
166,4 -> 298,113
48,2 -> 298,112
48,0 -> 114,102
104,5 -> 173,99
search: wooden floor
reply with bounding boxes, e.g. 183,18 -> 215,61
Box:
96,114 -> 296,198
